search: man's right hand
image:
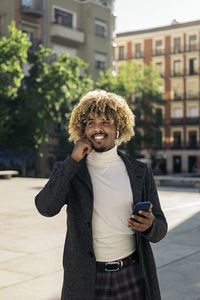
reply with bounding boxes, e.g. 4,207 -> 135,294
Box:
71,137 -> 92,162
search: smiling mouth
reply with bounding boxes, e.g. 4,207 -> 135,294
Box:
92,134 -> 107,141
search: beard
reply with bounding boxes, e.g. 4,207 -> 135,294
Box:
92,145 -> 106,152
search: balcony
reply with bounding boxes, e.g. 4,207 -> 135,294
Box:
171,142 -> 183,150
170,118 -> 184,125
172,94 -> 184,101
170,47 -> 183,54
132,51 -> 144,59
21,0 -> 43,17
186,142 -> 199,149
186,44 -> 199,52
79,0 -> 113,9
51,24 -> 85,44
185,70 -> 199,76
185,117 -> 200,125
152,48 -> 165,56
186,93 -> 199,100
171,70 -> 184,77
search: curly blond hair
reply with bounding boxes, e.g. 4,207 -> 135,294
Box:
68,90 -> 135,145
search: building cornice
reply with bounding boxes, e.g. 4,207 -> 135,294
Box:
116,19 -> 200,38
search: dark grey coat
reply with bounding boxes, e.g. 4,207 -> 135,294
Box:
35,151 -> 168,300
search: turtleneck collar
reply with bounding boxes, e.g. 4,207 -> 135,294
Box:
87,145 -> 119,165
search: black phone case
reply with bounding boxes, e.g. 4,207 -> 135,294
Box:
133,201 -> 151,216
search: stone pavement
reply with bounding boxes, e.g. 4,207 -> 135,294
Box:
0,177 -> 200,300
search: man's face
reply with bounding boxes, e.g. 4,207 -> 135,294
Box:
84,113 -> 117,152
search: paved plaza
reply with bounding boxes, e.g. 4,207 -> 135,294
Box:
0,177 -> 200,300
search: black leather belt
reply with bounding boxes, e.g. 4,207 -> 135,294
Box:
96,251 -> 138,272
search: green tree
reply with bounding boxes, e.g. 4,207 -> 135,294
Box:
0,21 -> 31,136
0,23 -> 93,175
96,61 -> 165,157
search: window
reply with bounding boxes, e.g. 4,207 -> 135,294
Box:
95,19 -> 107,37
173,60 -> 181,76
189,35 -> 197,51
189,58 -> 197,75
188,106 -> 198,117
135,43 -> 142,58
155,40 -> 163,54
172,107 -> 182,118
187,81 -> 198,98
173,132 -> 181,148
95,52 -> 106,70
22,0 -> 34,6
172,82 -> 182,100
155,62 -> 162,75
188,132 -> 197,147
118,46 -> 125,60
173,37 -> 181,53
54,8 -> 73,28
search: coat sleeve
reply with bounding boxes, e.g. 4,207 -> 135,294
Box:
141,166 -> 168,243
35,156 -> 79,217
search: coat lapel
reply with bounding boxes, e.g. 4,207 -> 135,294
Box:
118,151 -> 145,205
76,156 -> 93,197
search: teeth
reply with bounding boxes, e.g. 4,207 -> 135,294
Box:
94,135 -> 104,140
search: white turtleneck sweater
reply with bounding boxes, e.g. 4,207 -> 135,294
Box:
87,146 -> 136,262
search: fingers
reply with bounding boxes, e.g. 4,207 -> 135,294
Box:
71,137 -> 92,162
128,205 -> 154,232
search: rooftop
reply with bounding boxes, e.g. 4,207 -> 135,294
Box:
116,19 -> 200,38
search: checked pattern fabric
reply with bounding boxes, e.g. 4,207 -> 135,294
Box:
95,262 -> 145,300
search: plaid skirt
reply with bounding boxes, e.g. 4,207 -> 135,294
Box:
95,261 -> 145,300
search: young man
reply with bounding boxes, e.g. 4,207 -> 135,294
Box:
35,90 -> 167,300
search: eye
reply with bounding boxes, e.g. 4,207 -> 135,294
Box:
87,121 -> 94,126
103,120 -> 110,125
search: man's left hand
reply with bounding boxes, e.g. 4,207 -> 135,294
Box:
128,204 -> 154,232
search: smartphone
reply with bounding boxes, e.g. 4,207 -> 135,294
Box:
133,201 -> 151,216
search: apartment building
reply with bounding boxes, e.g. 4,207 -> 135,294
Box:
0,0 -> 115,81
115,20 -> 200,174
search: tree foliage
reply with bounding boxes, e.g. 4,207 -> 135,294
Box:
0,22 -> 93,173
0,21 -> 31,140
97,61 -> 165,156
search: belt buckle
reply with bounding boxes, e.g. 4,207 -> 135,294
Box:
105,260 -> 123,272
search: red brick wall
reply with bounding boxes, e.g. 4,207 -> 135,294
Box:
15,0 -> 43,40
127,41 -> 132,60
144,39 -> 152,65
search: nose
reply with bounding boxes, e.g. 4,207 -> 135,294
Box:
94,127 -> 103,133
93,124 -> 104,133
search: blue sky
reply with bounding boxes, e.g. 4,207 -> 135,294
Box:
115,0 -> 200,33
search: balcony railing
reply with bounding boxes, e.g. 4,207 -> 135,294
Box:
186,94 -> 199,100
152,48 -> 165,56
185,70 -> 199,76
186,44 -> 199,52
171,70 -> 184,77
132,51 -> 144,59
21,0 -> 43,16
171,142 -> 183,149
170,118 -> 184,125
186,142 -> 199,149
79,0 -> 113,9
185,117 -> 200,125
170,47 -> 183,54
172,95 -> 184,101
